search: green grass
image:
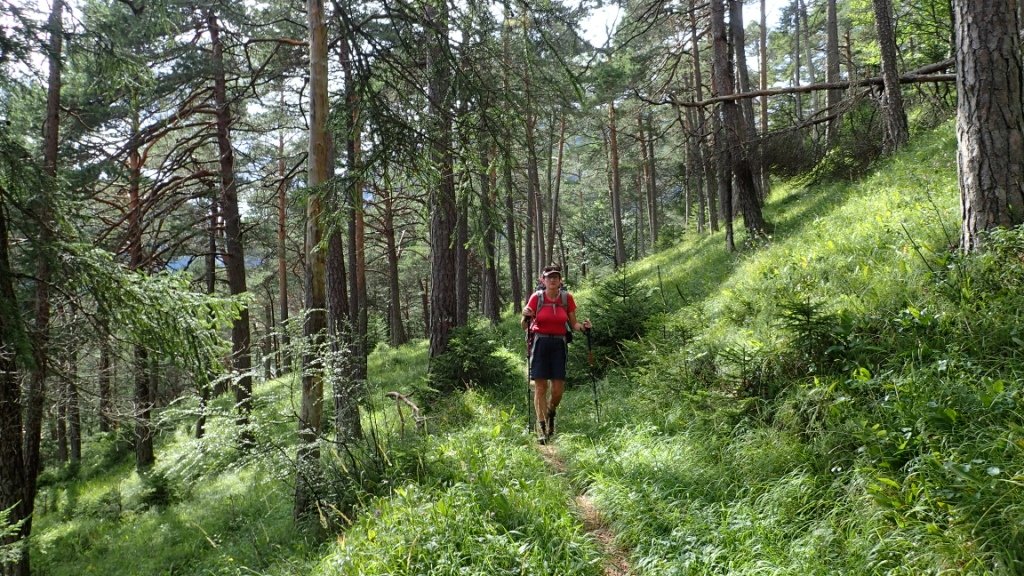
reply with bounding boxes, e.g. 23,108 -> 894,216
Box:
32,119 -> 1024,575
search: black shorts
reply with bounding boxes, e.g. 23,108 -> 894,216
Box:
530,335 -> 567,380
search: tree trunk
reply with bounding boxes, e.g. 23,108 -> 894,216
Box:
56,385 -> 68,463
133,347 -> 154,469
67,349 -> 80,464
546,115 -> 566,265
382,190 -> 408,345
793,0 -> 804,121
637,112 -> 652,249
20,4 -> 64,573
500,14 -> 523,308
683,104 -> 706,233
455,175 -> 469,326
690,0 -> 716,233
713,105 -> 735,252
825,0 -> 842,144
504,157 -> 523,310
480,140 -> 501,324
645,114 -> 658,245
0,192 -> 28,576
208,10 -> 253,442
328,213 -> 358,441
711,0 -> 766,238
759,0 -> 769,133
295,0 -> 329,520
800,0 -> 818,114
525,110 -> 545,271
872,0 -> 910,152
730,0 -> 765,201
608,101 -> 627,267
98,339 -> 113,433
276,98 -> 291,373
426,0 -> 457,361
954,0 -> 1024,251
338,31 -> 363,440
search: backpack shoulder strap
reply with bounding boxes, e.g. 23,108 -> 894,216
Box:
560,290 -> 568,308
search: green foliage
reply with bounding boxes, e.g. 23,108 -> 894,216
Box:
426,321 -> 518,395
137,469 -> 178,509
317,402 -> 602,576
582,270 -> 660,373
0,504 -> 24,565
809,101 -> 885,182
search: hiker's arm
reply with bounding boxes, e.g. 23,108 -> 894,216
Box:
523,293 -> 538,317
568,311 -> 583,332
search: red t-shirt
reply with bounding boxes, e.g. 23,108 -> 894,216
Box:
527,290 -> 576,335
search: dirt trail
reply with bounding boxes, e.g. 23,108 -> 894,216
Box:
537,444 -> 631,576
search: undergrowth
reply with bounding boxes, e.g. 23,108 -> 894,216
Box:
32,119 -> 1024,576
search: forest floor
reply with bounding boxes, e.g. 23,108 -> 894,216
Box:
537,442 -> 631,576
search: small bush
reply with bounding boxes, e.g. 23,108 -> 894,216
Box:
583,270 -> 661,374
427,322 -> 517,395
136,469 -> 177,509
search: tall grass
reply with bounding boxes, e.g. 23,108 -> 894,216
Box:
33,119 -> 1024,575
557,120 -> 1024,575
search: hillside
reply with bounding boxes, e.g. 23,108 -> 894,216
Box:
30,120 -> 1024,575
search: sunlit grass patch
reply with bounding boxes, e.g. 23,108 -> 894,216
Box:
318,399 -> 603,576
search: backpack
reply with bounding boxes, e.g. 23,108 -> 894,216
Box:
526,288 -> 573,346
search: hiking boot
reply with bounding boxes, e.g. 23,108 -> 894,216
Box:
546,410 -> 556,437
537,419 -> 548,443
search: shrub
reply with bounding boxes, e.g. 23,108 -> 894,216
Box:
136,469 -> 177,509
582,270 -> 660,374
427,322 -> 517,395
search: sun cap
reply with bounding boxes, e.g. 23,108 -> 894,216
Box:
541,264 -> 562,278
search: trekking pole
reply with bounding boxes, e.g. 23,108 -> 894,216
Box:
585,327 -> 599,425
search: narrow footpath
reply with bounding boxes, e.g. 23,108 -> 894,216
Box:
537,444 -> 631,576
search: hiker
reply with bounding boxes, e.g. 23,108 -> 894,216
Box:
522,264 -> 591,441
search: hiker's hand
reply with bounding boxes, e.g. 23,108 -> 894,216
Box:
522,306 -> 534,317
580,319 -> 592,331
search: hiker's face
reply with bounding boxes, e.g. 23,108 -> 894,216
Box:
542,274 -> 561,286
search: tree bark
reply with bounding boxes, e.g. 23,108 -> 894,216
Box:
56,386 -> 68,464
711,0 -> 766,239
500,13 -> 523,309
645,114 -> 658,245
825,0 -> 842,144
0,193 -> 28,576
276,99 -> 291,372
21,4 -> 64,573
480,140 -> 501,324
381,188 -> 408,344
792,0 -> 804,121
338,30 -> 363,440
759,0 -> 768,134
133,346 -> 154,469
208,10 -> 253,443
295,0 -> 329,520
954,0 -> 1024,251
690,0 -> 716,233
426,0 -> 457,361
872,0 -> 910,151
730,0 -> 765,201
546,115 -> 566,265
503,156 -> 523,310
608,101 -> 627,267
525,109 -> 545,271
98,339 -> 113,432
67,349 -> 80,464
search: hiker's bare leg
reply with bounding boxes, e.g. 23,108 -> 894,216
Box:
549,380 -> 564,411
533,379 -> 549,431
546,379 -> 564,436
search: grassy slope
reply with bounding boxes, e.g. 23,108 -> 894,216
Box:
33,121 -> 1024,574
556,120 -> 1024,575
